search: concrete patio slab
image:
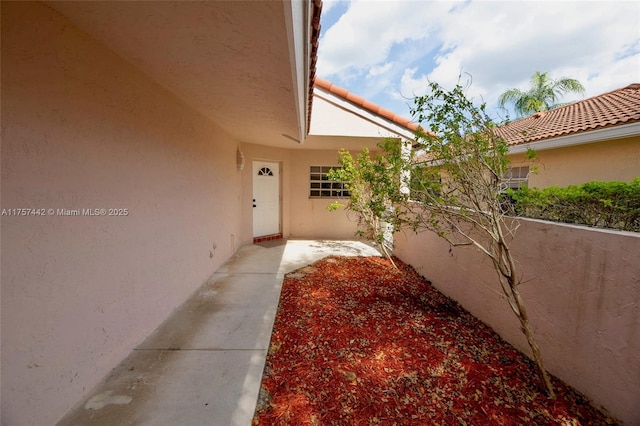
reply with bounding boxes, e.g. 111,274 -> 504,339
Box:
136,274 -> 282,351
278,239 -> 381,274
56,239 -> 381,426
55,349 -> 266,426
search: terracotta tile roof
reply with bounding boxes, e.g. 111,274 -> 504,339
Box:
495,83 -> 640,146
307,0 -> 323,133
314,77 -> 420,132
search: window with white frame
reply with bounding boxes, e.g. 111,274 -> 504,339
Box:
502,166 -> 529,190
309,166 -> 350,198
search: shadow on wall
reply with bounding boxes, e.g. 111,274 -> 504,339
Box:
393,218 -> 640,425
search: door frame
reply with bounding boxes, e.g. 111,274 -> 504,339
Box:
252,160 -> 281,238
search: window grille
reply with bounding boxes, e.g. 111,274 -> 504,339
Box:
309,166 -> 350,198
502,166 -> 529,189
258,167 -> 274,176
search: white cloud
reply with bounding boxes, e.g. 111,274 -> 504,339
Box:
398,67 -> 430,99
321,0 -> 341,15
425,1 -> 640,104
318,1 -> 451,78
367,62 -> 394,78
318,0 -> 640,118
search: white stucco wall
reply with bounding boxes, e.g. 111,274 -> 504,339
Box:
310,93 -> 414,140
1,3 -> 243,424
393,219 -> 640,424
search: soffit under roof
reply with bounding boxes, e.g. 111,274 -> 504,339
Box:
46,1 -> 305,148
314,78 -> 419,133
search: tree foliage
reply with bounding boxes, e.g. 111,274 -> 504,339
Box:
330,80 -> 556,398
327,139 -> 408,266
499,71 -> 585,117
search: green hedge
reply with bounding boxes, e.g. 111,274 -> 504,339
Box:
505,178 -> 640,232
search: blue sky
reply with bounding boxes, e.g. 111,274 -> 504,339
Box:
317,0 -> 640,121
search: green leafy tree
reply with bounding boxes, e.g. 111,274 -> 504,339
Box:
328,139 -> 409,267
499,71 -> 585,117
330,81 -> 555,398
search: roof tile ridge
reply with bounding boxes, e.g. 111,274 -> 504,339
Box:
507,82 -> 640,124
570,82 -> 640,106
614,83 -> 640,93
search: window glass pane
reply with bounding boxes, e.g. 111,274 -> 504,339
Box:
501,166 -> 529,191
309,165 -> 348,198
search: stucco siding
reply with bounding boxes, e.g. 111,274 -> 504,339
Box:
1,3 -> 243,424
289,150 -> 361,239
239,145 -> 363,241
393,220 -> 640,424
509,136 -> 640,188
240,144 -> 381,241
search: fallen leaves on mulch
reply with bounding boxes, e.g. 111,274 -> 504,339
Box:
252,256 -> 616,425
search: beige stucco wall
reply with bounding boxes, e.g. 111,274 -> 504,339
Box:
509,136 -> 640,188
393,220 -> 640,424
1,3 -> 243,424
289,150 -> 362,239
238,146 -> 365,241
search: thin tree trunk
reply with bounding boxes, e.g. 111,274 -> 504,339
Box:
374,218 -> 397,269
379,241 -> 397,269
494,217 -> 555,398
509,276 -> 556,398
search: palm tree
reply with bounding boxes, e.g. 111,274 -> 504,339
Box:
499,71 -> 585,117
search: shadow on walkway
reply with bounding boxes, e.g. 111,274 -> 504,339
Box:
56,239 -> 381,426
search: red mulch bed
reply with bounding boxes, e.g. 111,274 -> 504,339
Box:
252,256 -> 616,425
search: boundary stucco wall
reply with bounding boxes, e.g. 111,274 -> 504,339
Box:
289,150 -> 361,239
1,3 -> 243,424
509,136 -> 640,188
393,219 -> 640,424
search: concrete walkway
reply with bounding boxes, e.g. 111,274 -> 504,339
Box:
57,239 -> 381,426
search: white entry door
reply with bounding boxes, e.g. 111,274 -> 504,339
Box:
252,161 -> 280,237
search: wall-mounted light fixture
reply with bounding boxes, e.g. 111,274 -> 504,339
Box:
236,148 -> 245,171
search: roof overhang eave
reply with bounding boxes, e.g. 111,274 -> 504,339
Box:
284,0 -> 313,144
507,121 -> 640,155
